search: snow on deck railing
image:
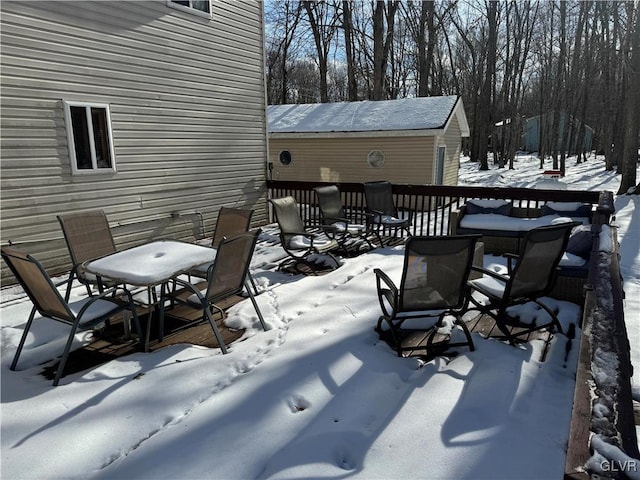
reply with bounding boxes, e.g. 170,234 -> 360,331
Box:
565,220 -> 640,479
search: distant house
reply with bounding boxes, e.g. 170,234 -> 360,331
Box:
521,112 -> 593,153
267,96 -> 470,186
0,1 -> 267,280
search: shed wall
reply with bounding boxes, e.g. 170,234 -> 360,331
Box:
0,1 -> 267,280
441,115 -> 462,185
269,136 -> 440,185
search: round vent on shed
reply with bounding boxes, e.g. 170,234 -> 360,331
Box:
367,150 -> 385,168
279,150 -> 292,166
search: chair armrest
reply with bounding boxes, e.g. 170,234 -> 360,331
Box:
374,268 -> 398,319
503,253 -> 519,274
317,224 -> 340,239
396,207 -> 415,223
323,216 -> 351,225
53,276 -> 72,289
167,277 -> 207,306
470,265 -> 509,283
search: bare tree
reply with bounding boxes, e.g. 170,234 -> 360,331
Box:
265,1 -> 304,105
303,1 -> 340,103
341,1 -> 359,100
471,0 -> 498,170
265,0 -> 635,194
495,0 -> 539,169
619,1 -> 639,194
372,1 -> 399,100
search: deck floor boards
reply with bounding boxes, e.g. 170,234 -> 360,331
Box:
36,231 -> 556,381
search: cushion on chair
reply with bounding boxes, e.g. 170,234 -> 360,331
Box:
541,202 -> 592,218
69,298 -> 126,324
551,216 -> 578,225
566,225 -> 593,259
559,252 -> 587,267
289,235 -> 335,249
332,222 -> 366,234
374,215 -> 408,225
468,275 -> 507,299
465,199 -> 512,215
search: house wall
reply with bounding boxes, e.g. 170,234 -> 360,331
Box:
268,134 -> 462,185
522,114 -> 593,152
0,1 -> 268,281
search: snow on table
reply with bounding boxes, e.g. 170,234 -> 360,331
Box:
84,240 -> 217,286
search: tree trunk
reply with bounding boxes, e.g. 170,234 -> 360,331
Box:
342,1 -> 358,101
618,1 -> 639,194
475,1 -> 497,170
372,1 -> 398,100
417,1 -> 435,97
303,1 -> 336,103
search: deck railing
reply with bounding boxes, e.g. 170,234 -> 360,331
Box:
267,180 -> 607,235
267,179 -> 638,479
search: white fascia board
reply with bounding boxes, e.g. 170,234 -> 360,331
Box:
447,97 -> 471,137
269,129 -> 445,139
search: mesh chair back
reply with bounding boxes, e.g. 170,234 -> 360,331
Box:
205,229 -> 260,302
314,185 -> 346,224
269,197 -> 306,246
508,223 -> 574,299
57,210 -> 116,274
399,236 -> 479,311
1,248 -> 73,322
211,207 -> 253,248
363,181 -> 396,216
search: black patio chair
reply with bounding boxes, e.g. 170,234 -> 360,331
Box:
314,185 -> 374,251
363,181 -> 413,246
269,196 -> 340,274
466,223 -> 577,345
1,247 -> 142,386
374,235 -> 481,357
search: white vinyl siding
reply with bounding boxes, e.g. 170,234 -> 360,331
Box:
1,0 -> 267,281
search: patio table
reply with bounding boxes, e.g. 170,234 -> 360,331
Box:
83,239 -> 217,350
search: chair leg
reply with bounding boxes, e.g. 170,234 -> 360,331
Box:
124,291 -> 144,351
10,307 -> 37,371
53,320 -> 82,386
204,304 -> 228,354
247,272 -> 260,295
534,299 -> 564,335
494,307 -> 518,345
246,280 -> 268,331
373,228 -> 384,248
454,317 -> 475,352
64,270 -> 79,302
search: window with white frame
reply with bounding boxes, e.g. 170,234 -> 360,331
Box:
167,0 -> 211,18
63,101 -> 116,174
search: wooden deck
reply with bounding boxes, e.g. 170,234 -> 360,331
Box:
44,305 -> 558,382
38,229 -> 557,381
41,296 -> 247,381
382,313 -> 557,363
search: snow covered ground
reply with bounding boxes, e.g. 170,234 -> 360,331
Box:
1,153 -> 638,479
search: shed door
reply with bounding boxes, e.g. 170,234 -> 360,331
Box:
435,146 -> 446,184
